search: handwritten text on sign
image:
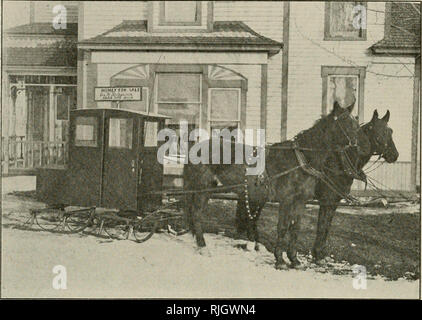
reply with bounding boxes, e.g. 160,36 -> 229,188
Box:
94,87 -> 142,101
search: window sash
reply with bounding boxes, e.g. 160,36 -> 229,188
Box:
156,73 -> 202,104
159,1 -> 202,26
108,118 -> 133,149
74,116 -> 98,147
325,2 -> 366,40
327,75 -> 359,117
208,88 -> 241,132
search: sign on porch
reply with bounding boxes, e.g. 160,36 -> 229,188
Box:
94,87 -> 142,101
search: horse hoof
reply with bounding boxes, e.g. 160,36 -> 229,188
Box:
314,258 -> 327,266
290,263 -> 306,271
234,242 -> 248,250
198,247 -> 211,257
246,241 -> 255,251
275,262 -> 289,271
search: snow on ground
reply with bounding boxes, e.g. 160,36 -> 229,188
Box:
1,220 -> 419,298
1,176 -> 420,298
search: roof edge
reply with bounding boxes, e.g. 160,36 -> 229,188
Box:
78,42 -> 282,55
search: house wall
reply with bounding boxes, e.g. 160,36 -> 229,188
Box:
85,54 -> 265,135
3,1 -> 31,30
288,2 -> 417,191
79,1 -> 284,143
32,1 -> 79,23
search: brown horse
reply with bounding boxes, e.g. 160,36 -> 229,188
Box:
184,101 -> 361,269
312,110 -> 399,262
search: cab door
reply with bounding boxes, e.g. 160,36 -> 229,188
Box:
102,114 -> 139,210
138,120 -> 163,211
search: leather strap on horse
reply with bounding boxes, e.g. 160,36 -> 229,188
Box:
292,141 -> 360,205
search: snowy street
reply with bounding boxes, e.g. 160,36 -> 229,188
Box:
1,176 -> 419,298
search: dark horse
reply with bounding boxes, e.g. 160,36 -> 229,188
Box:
184,101 -> 361,269
312,109 -> 399,262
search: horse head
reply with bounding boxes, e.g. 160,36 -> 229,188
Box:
363,110 -> 399,163
327,100 -> 360,152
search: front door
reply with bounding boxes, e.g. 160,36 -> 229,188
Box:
102,115 -> 139,210
138,120 -> 164,211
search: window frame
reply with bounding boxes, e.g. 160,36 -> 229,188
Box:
321,66 -> 366,121
324,2 -> 367,41
207,87 -> 242,133
154,72 -> 203,127
74,116 -> 98,148
107,117 -> 134,150
158,1 -> 202,27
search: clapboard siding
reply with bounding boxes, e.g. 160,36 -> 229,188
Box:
33,1 -> 79,23
81,1 -> 284,143
81,1 -> 148,40
353,161 -> 412,191
214,1 -> 283,143
287,2 -> 386,138
288,2 -> 417,191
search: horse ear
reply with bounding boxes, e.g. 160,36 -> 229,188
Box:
371,109 -> 379,122
346,101 -> 355,114
382,110 -> 390,123
332,101 -> 342,115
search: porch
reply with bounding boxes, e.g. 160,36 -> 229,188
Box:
1,75 -> 76,174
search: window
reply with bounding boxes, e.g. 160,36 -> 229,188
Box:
321,66 -> 366,120
156,73 -> 201,126
325,2 -> 367,40
327,76 -> 359,118
208,88 -> 241,132
108,118 -> 133,149
144,121 -> 158,147
75,116 -> 97,147
159,1 -> 202,26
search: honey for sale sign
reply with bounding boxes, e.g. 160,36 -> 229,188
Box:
94,87 -> 142,101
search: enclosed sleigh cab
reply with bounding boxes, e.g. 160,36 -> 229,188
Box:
36,108 -> 169,212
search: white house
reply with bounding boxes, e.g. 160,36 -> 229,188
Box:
2,1 -> 420,193
285,1 -> 420,192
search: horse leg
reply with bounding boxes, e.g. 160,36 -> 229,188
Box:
235,199 -> 248,238
252,204 -> 265,251
287,202 -> 304,269
312,204 -> 337,263
184,193 -> 195,235
191,193 -> 208,248
253,213 -> 261,251
275,202 -> 291,270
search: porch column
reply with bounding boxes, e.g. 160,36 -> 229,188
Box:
49,85 -> 56,141
2,72 -> 10,174
411,56 -> 420,191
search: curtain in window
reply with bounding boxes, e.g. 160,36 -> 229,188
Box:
329,2 -> 363,38
157,74 -> 201,103
209,89 -> 240,132
157,73 -> 201,126
327,76 -> 358,116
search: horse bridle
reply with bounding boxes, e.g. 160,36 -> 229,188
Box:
362,123 -> 391,159
333,111 -> 359,151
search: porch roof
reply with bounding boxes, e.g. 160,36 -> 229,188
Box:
3,47 -> 77,67
371,2 -> 420,55
4,22 -> 78,68
78,20 -> 282,54
5,22 -> 78,35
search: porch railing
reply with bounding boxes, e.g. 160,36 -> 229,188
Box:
2,137 -> 68,172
